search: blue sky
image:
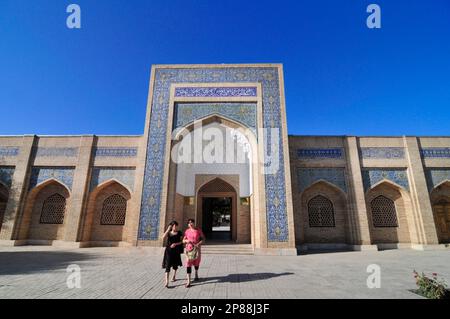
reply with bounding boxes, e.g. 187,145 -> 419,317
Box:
0,0 -> 449,136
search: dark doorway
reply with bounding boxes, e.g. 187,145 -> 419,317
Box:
202,197 -> 232,241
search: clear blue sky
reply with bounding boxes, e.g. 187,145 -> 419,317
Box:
1,0 -> 449,136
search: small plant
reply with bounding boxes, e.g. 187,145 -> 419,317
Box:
413,270 -> 449,299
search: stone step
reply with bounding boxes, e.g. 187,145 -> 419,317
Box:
201,244 -> 254,255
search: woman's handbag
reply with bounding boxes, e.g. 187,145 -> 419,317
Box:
186,244 -> 199,261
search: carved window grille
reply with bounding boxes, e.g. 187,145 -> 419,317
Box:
308,195 -> 335,227
101,194 -> 127,225
370,195 -> 398,227
40,193 -> 66,224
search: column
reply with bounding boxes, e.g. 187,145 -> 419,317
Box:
0,135 -> 35,244
403,136 -> 439,246
345,137 -> 374,248
62,135 -> 94,243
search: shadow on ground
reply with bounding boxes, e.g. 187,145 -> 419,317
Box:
0,251 -> 98,276
189,272 -> 294,286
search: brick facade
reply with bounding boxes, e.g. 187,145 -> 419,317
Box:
0,64 -> 449,253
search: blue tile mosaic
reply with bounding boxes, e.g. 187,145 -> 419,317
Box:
139,66 -> 289,242
174,103 -> 257,135
297,168 -> 347,193
0,147 -> 19,157
35,147 -> 78,157
175,87 -> 257,97
360,147 -> 405,159
297,148 -> 344,159
29,167 -> 75,191
0,167 -> 15,188
421,148 -> 450,158
362,169 -> 409,191
90,167 -> 135,192
94,147 -> 138,157
425,169 -> 450,191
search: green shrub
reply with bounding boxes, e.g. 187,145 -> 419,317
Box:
413,270 -> 448,299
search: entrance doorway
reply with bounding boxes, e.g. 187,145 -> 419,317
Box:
196,178 -> 238,243
433,200 -> 450,243
202,197 -> 232,241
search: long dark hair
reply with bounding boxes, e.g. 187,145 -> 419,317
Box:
169,220 -> 178,227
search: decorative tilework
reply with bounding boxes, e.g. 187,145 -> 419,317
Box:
362,169 -> 409,191
29,167 -> 75,191
90,167 -> 135,192
297,168 -> 347,193
139,66 -> 289,242
360,148 -> 405,159
35,147 -> 78,157
0,167 -> 15,188
297,148 -> 344,159
94,147 -> 138,157
174,103 -> 257,135
421,148 -> 450,158
175,87 -> 257,97
425,169 -> 450,191
0,147 -> 19,157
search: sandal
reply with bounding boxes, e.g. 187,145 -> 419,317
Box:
185,282 -> 191,288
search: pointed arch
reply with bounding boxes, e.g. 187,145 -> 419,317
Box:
81,179 -> 132,245
430,180 -> 450,244
365,179 -> 413,246
91,178 -> 132,199
198,177 -> 237,195
18,178 -> 71,242
167,110 -> 263,246
30,178 -> 71,197
302,179 -> 347,199
366,178 -> 409,196
173,113 -> 257,142
298,179 -> 349,245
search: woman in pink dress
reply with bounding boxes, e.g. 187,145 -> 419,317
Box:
183,218 -> 205,288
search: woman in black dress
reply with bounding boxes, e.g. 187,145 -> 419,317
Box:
162,221 -> 183,288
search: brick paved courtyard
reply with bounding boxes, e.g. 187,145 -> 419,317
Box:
0,246 -> 449,299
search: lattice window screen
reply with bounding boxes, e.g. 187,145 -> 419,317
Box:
101,194 -> 127,225
308,195 -> 335,227
370,195 -> 398,227
40,193 -> 66,224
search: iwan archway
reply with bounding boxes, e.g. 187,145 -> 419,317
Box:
134,64 -> 296,255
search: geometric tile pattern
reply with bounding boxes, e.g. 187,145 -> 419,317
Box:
39,193 -> 66,225
362,169 -> 409,191
35,147 -> 78,157
360,147 -> 405,159
29,167 -> 75,191
174,103 -> 257,135
370,195 -> 398,228
420,148 -> 450,158
90,167 -> 135,192
297,168 -> 347,193
0,147 -> 19,157
94,147 -> 138,158
175,87 -> 257,97
308,195 -> 335,227
425,169 -> 450,191
297,148 -> 344,159
0,167 -> 15,188
101,194 -> 127,226
139,66 -> 289,242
